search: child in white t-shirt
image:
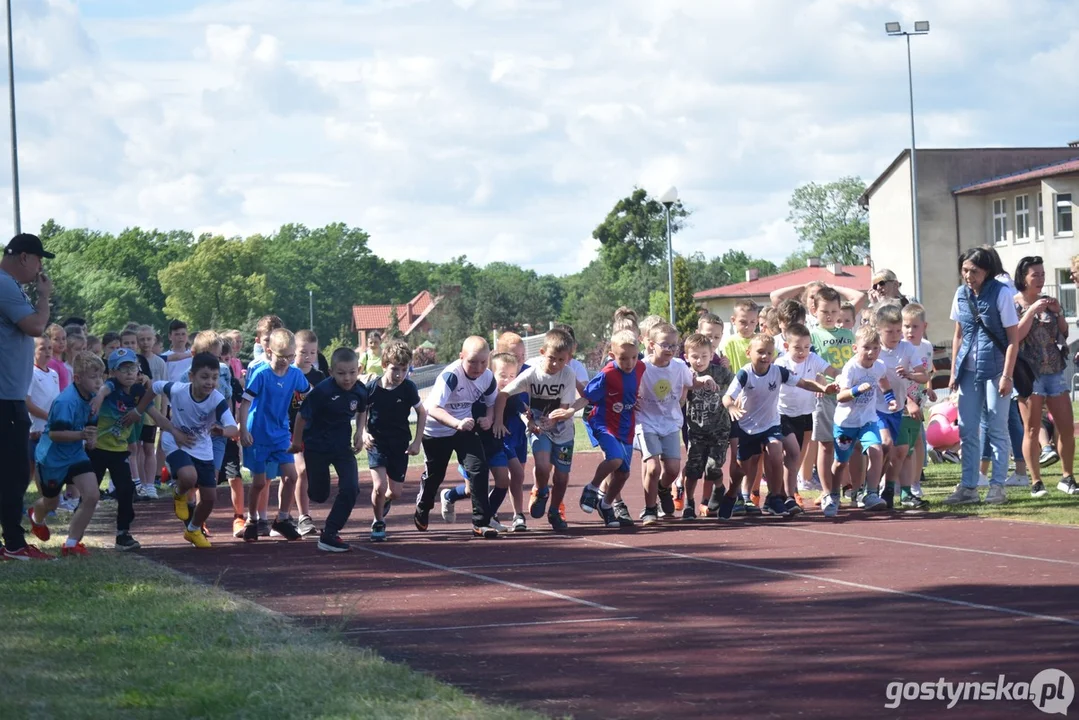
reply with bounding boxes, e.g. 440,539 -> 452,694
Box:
27,335 -> 61,491
828,326 -> 898,518
900,303 -> 936,507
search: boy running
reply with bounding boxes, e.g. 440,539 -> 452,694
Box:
289,329 -> 326,537
810,286 -> 855,511
682,333 -> 733,519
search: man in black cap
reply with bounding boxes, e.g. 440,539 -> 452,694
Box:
0,233 -> 55,559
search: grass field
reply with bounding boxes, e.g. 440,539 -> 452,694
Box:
0,551 -> 542,720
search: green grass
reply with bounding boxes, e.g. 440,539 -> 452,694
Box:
0,553 -> 544,720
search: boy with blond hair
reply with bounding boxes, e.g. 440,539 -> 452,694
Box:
900,303 -> 935,507
720,299 -> 762,515
810,286 -> 855,509
495,332 -> 530,528
682,333 -> 733,518
288,329 -> 326,537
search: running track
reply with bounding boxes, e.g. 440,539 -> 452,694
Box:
135,454 -> 1079,719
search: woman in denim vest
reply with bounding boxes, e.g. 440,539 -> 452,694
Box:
1013,256 -> 1076,497
944,247 -> 1019,506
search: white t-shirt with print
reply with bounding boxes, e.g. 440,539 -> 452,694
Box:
907,339 -> 935,406
162,350 -> 193,384
637,358 -> 694,436
423,360 -> 497,439
725,363 -> 800,435
28,365 -> 60,433
834,358 -> 887,429
503,364 -> 578,444
875,340 -> 919,414
153,381 -> 235,462
775,352 -> 830,417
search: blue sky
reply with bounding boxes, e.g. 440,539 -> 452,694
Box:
5,0 -> 1079,276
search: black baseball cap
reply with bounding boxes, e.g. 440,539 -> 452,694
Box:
4,233 -> 54,259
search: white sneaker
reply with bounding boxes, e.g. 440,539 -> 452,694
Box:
57,496 -> 79,513
821,494 -> 839,518
977,473 -> 990,487
942,485 -> 981,505
511,514 -> 528,532
137,483 -> 159,500
440,488 -> 456,523
985,485 -> 1008,505
861,492 -> 888,511
1004,473 -> 1029,487
489,516 -> 507,532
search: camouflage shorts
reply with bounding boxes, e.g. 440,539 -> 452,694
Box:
683,435 -> 729,482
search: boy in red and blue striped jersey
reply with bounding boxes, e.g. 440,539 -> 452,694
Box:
576,331 -> 645,528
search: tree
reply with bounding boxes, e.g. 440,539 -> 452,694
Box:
672,256 -> 696,337
647,290 -> 668,319
592,187 -> 689,269
787,176 -> 870,266
386,300 -> 402,339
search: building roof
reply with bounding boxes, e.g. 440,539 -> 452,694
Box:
952,156 -> 1079,195
694,265 -> 872,301
351,290 -> 439,335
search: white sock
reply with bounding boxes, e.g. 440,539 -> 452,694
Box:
132,476 -> 141,484
64,537 -> 77,548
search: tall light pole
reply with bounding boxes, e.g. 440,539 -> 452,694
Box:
5,0 -> 19,234
308,289 -> 314,329
886,20 -> 929,302
660,186 -> 678,325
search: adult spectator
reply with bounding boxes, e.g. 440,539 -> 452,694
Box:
943,247 -> 1019,506
0,233 -> 55,559
1013,256 -> 1075,496
868,269 -> 910,307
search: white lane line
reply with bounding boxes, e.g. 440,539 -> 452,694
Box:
763,523 -> 1079,567
580,538 -> 1079,628
356,546 -> 619,612
342,616 -> 638,636
452,557 -> 652,570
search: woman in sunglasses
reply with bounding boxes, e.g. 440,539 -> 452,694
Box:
868,269 -> 910,307
1014,256 -> 1076,496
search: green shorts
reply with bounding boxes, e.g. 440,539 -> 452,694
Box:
897,416 -> 923,456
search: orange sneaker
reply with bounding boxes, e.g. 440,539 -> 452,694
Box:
559,502 -> 567,521
27,507 -> 50,542
793,493 -> 805,509
751,490 -> 762,508
61,542 -> 90,557
232,515 -> 246,538
673,481 -> 685,512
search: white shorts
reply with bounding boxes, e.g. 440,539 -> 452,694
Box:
633,427 -> 682,461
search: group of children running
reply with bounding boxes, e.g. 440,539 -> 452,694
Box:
19,280 -> 940,557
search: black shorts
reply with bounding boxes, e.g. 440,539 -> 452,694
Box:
37,460 -> 95,499
139,424 -> 157,444
217,437 -> 242,485
166,450 -> 217,488
780,414 -> 814,448
736,425 -> 784,462
368,446 -> 408,483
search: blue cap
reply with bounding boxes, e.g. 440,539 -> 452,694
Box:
107,348 -> 139,370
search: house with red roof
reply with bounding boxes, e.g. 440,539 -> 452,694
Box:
860,145 -> 1079,336
694,260 -> 872,320
351,290 -> 444,350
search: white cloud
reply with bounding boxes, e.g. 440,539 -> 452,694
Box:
0,0 -> 1076,286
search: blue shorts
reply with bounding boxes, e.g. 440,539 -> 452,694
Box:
877,411 -> 903,442
166,449 -> 217,488
592,428 -> 633,474
503,436 -> 528,465
244,444 -> 294,475
833,422 -> 882,463
736,425 -> 783,462
487,447 -> 509,469
368,446 -> 408,483
1033,370 -> 1069,397
531,434 -> 574,473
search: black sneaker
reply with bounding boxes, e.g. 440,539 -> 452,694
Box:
732,496 -> 747,516
257,518 -> 271,537
242,519 -> 259,543
901,494 -> 930,510
881,488 -> 895,509
1031,481 -> 1048,498
370,520 -> 386,543
548,510 -> 568,532
763,495 -> 789,516
718,495 -> 736,520
317,533 -> 351,553
472,525 -> 499,539
115,533 -> 141,551
706,487 -> 724,513
682,499 -> 697,520
784,497 -> 803,516
414,506 -> 430,531
640,506 -> 659,526
270,518 -> 302,541
598,504 -> 619,528
742,497 -> 762,516
657,484 -> 675,516
1058,476 -> 1079,495
612,501 -> 633,525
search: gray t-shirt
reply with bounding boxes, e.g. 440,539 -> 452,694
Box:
0,267 -> 35,400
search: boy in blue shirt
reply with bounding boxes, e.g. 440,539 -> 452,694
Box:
27,352 -> 105,557
359,341 -> 426,542
291,347 -> 370,552
238,328 -> 311,542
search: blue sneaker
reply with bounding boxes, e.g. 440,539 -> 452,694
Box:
598,504 -> 619,528
370,520 -> 386,542
763,495 -> 789,516
579,484 -> 600,514
784,497 -> 804,516
548,509 -> 568,531
529,486 -> 549,519
742,495 -> 763,516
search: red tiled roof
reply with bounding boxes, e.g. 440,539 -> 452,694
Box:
351,291 -> 438,335
694,265 -> 872,300
954,157 -> 1079,195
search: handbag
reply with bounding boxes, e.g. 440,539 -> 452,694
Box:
966,288 -> 1035,397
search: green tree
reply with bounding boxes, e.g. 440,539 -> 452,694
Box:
672,255 -> 696,337
787,176 -> 870,265
159,234 -> 274,329
592,187 -> 689,269
647,290 -> 668,319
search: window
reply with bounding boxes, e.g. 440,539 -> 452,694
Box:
992,198 -> 1008,243
1037,192 -> 1045,239
1056,193 -> 1073,235
1056,269 -> 1077,319
1015,194 -> 1029,240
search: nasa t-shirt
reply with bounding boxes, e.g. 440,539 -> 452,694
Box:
502,364 -> 577,444
637,358 -> 694,436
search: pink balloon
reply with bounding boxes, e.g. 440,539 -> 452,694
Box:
926,412 -> 959,449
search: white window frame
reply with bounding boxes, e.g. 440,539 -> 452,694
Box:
992,198 -> 1008,244
1015,194 -> 1030,242
1037,192 -> 1045,240
1056,193 -> 1073,237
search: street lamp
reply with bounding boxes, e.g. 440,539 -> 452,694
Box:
660,186 -> 678,325
4,0 -> 19,234
886,20 -> 929,302
308,289 -> 314,329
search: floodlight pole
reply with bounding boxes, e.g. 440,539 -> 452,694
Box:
5,0 -> 19,234
664,205 -> 674,324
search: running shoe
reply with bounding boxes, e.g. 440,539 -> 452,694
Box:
682,499 -> 697,520
257,519 -> 271,537
1040,445 -> 1060,467
1005,473 -> 1030,487
243,519 -> 259,542
529,486 -> 549,519
985,485 -> 1007,505
784,497 -> 803,516
640,506 -> 659,526
900,494 -> 930,510
296,515 -> 318,537
861,492 -> 887,511
414,506 -> 430,531
472,525 -> 499,539
383,496 -> 393,516
1057,476 -> 1079,495
558,502 -> 566,522
511,514 -> 528,532
370,520 -> 387,542
977,473 -> 990,487
598,504 -> 619,528
658,484 -> 675,517
61,542 -> 90,557
942,485 -> 981,505
579,484 -> 600,514
2,544 -> 55,560
880,488 -> 895,510
173,493 -> 189,522
440,488 -> 456,523
763,495 -> 789,516
270,518 -> 302,541
717,495 -> 736,520
742,497 -> 762,516
942,450 -> 961,464
318,533 -> 351,553
57,495 -> 80,513
115,532 -> 141,551
547,509 -> 568,532
489,516 -> 507,533
138,483 -> 159,500
612,500 -> 633,526
732,496 -> 747,516
232,515 -> 246,538
26,507 -> 50,542
1031,481 -> 1048,498
809,467 -> 822,490
750,490 -> 762,508
821,494 -> 839,518
183,528 -> 211,549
